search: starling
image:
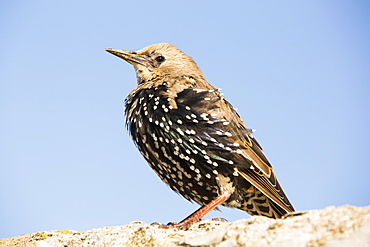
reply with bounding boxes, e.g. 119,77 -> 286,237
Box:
105,43 -> 294,230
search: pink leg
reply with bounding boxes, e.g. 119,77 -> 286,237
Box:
158,193 -> 231,230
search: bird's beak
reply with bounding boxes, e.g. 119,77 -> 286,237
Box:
105,48 -> 148,66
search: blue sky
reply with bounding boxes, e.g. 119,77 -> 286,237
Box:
1,0 -> 369,239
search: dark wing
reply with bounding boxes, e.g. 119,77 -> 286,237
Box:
174,85 -> 295,213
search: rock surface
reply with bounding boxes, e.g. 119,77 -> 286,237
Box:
1,205 -> 369,247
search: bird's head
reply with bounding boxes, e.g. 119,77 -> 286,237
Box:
105,43 -> 204,84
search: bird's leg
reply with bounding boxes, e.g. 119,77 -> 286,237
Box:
156,192 -> 231,230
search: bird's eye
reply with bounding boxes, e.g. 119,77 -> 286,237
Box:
155,55 -> 165,62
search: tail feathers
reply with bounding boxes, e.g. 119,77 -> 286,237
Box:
238,186 -> 292,218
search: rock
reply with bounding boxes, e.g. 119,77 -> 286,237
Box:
1,205 -> 369,247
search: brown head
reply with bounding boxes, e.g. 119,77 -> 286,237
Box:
105,43 -> 205,84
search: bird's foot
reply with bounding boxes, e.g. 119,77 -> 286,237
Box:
151,194 -> 231,230
151,217 -> 228,230
211,217 -> 228,222
151,219 -> 200,230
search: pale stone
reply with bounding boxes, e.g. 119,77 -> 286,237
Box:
1,205 -> 369,247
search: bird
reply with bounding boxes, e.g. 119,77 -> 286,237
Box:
105,43 -> 295,230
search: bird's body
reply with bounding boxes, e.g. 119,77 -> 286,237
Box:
106,43 -> 294,229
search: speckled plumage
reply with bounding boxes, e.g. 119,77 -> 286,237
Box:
105,43 -> 294,229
